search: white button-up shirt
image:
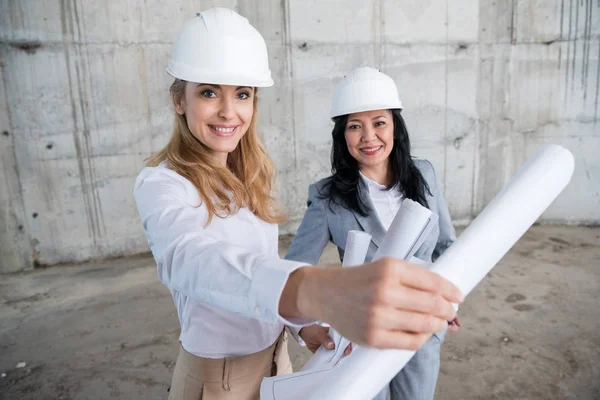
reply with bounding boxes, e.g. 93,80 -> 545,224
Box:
134,162 -> 311,358
359,172 -> 459,313
359,172 -> 404,230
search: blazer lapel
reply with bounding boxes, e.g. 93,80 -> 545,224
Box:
352,180 -> 386,249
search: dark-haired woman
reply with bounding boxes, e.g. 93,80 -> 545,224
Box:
287,67 -> 460,400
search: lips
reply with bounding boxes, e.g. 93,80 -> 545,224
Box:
209,125 -> 238,137
359,145 -> 383,156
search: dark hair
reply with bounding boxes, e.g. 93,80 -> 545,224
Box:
319,109 -> 431,216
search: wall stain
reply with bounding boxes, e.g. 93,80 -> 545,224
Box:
1,3 -> 32,271
510,0 -> 517,45
281,0 -> 298,170
6,39 -> 42,54
75,0 -> 107,245
571,0 -> 580,94
371,0 -> 384,67
581,0 -> 592,100
61,0 -> 106,251
564,0 -> 573,105
594,40 -> 600,126
559,0 -> 564,71
562,0 -> 599,111
62,0 -> 93,244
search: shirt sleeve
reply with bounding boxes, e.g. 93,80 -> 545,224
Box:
134,167 -> 314,327
284,183 -> 333,345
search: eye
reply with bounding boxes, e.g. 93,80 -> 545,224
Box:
347,124 -> 361,130
237,91 -> 251,100
374,121 -> 386,127
200,89 -> 217,98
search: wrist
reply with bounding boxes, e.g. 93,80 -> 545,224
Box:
279,266 -> 313,318
296,266 -> 328,321
279,266 -> 330,321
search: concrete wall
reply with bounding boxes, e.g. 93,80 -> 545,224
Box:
1,0 -> 598,272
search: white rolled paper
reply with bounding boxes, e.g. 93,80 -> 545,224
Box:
374,198 -> 438,262
261,204 -> 437,399
308,144 -> 575,400
299,230 -> 372,372
343,230 -> 373,267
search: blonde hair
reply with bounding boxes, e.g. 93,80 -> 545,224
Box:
146,79 -> 286,226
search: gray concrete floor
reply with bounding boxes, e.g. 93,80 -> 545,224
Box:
1,226 -> 599,400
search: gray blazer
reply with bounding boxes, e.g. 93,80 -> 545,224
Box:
285,159 -> 456,265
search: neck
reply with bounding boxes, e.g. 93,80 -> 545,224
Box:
360,160 -> 392,186
210,151 -> 228,168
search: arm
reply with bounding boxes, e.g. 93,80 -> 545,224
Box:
285,184 -> 332,265
284,183 -> 332,344
134,168 -> 311,326
137,168 -> 463,350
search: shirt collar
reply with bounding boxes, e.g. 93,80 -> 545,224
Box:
359,171 -> 388,194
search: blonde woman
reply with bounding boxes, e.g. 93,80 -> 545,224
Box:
134,8 -> 462,400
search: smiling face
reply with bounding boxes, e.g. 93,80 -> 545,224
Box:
344,109 -> 395,174
174,83 -> 255,165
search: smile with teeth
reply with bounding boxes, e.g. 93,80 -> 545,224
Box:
360,145 -> 383,155
209,125 -> 237,137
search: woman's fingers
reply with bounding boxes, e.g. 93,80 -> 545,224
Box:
367,306 -> 449,334
391,259 -> 464,304
447,315 -> 462,333
344,343 -> 353,356
382,285 -> 457,322
317,326 -> 334,349
299,324 -> 334,353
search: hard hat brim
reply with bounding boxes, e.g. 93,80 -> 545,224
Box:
331,102 -> 403,119
167,63 -> 274,88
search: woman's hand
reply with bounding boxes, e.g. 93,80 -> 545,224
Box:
299,324 -> 353,355
282,257 -> 463,350
299,324 -> 334,353
447,315 -> 462,332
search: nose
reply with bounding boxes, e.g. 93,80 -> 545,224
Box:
217,97 -> 236,120
360,125 -> 376,142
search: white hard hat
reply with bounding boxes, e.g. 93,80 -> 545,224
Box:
167,8 -> 274,87
330,67 -> 402,118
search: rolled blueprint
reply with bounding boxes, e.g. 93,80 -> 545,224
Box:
299,230 -> 373,372
261,207 -> 437,398
308,144 -> 575,400
343,230 -> 373,267
374,198 -> 438,262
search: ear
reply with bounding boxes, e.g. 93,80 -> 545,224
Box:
171,92 -> 185,115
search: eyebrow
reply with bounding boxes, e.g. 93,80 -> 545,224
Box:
195,83 -> 252,91
347,115 -> 388,123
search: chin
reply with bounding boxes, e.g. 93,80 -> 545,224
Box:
210,145 -> 235,154
210,140 -> 240,153
360,157 -> 386,167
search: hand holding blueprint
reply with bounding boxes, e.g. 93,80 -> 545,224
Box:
262,144 -> 574,400
261,201 -> 439,398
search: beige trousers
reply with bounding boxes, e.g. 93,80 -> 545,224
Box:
168,331 -> 293,400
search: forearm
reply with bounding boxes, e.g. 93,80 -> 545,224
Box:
279,266 -> 330,320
